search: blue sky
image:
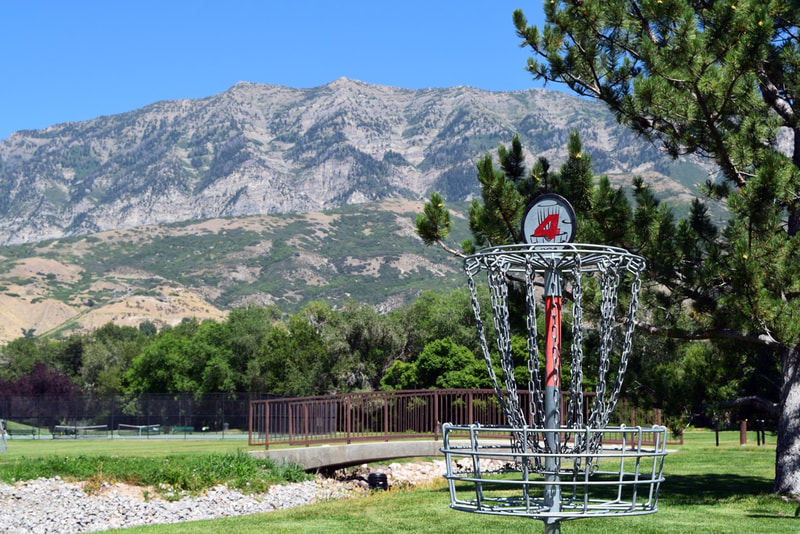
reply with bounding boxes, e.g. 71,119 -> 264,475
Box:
0,1 -> 553,141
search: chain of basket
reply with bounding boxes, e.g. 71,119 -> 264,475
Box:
487,267 -> 527,429
466,250 -> 644,461
466,268 -> 510,421
564,256 -> 585,454
583,262 -> 643,455
585,260 -> 621,432
596,268 -> 642,430
522,259 -> 546,466
525,257 -> 545,430
466,263 -> 529,429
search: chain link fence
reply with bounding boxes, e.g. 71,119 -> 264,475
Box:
0,392 -> 282,439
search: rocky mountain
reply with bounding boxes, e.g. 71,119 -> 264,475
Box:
0,78 -> 709,246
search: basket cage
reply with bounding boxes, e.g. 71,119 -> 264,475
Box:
440,244 -> 667,522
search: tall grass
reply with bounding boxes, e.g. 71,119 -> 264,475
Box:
0,451 -> 309,498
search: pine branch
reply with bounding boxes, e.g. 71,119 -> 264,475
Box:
635,321 -> 781,349
434,239 -> 466,259
719,395 -> 778,416
629,0 -> 659,46
759,74 -> 798,128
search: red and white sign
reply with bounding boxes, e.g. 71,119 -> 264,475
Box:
521,193 -> 577,244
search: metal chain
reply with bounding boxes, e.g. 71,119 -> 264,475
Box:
566,256 -> 585,425
466,268 -> 509,420
464,247 -> 645,465
565,256 -> 585,455
487,265 -> 526,429
597,268 -> 642,430
525,257 -> 545,430
586,259 -> 621,437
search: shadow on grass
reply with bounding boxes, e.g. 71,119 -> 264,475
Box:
662,473 -> 773,505
434,473 -> 779,509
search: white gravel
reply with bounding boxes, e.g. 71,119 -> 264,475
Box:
0,461 -> 449,533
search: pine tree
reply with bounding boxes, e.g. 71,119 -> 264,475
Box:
514,0 -> 800,495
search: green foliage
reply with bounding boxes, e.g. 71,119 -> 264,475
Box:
0,451 -> 310,497
513,1 -> 800,348
1,290 -> 486,399
417,131 -> 625,253
414,192 -> 451,246
416,338 -> 485,389
381,338 -> 486,390
395,287 -> 489,359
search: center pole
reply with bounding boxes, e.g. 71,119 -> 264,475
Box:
543,267 -> 562,534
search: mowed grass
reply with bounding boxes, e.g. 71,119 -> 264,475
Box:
2,431 -> 798,533
0,437 -> 251,460
125,430 -> 798,534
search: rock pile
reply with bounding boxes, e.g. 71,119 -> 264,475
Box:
0,461 -> 450,533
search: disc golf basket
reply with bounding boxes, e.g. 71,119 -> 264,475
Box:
440,196 -> 667,534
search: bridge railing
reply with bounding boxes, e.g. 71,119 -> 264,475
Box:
249,389 -> 678,448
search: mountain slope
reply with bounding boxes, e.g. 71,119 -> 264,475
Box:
0,199 -> 471,342
0,78 -> 708,245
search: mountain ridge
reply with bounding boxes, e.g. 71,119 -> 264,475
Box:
0,78 -> 705,245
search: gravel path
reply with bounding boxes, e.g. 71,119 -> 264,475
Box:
0,461 -> 449,533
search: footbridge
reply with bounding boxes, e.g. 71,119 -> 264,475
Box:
248,389 -> 671,470
251,440 -> 446,471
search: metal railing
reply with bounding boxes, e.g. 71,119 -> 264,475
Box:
249,389 -> 679,448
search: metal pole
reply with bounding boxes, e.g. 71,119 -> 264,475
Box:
543,267 -> 562,534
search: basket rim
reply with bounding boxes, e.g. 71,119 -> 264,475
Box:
464,243 -> 646,275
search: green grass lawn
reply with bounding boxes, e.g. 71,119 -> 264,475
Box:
0,437 -> 251,459
1,430 -> 798,533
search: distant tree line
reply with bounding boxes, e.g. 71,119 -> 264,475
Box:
0,291 -> 500,399
0,267 -> 779,438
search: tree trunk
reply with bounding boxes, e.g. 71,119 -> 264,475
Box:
774,344 -> 800,495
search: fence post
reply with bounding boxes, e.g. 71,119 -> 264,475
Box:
288,404 -> 294,445
739,420 -> 747,445
265,401 -> 270,450
346,395 -> 351,445
434,390 -> 440,441
384,396 -> 389,442
304,404 -> 309,447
